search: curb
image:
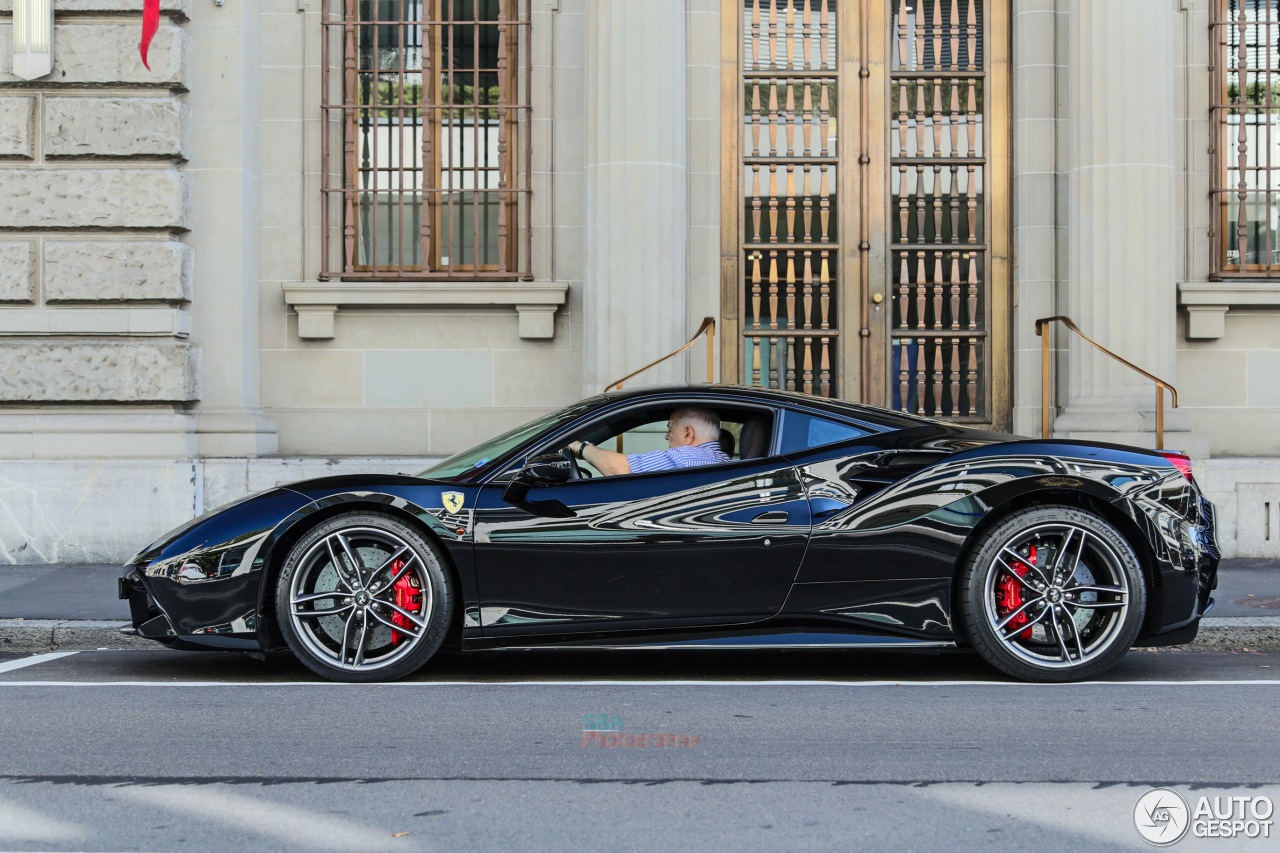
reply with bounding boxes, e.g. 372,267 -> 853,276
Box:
1167,616 -> 1280,652
4,617 -> 1280,655
0,620 -> 154,654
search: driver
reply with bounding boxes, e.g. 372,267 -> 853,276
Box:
567,407 -> 730,477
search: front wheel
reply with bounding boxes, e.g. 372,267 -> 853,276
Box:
275,511 -> 452,682
959,505 -> 1146,683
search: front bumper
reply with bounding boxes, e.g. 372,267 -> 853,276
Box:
119,566 -> 177,644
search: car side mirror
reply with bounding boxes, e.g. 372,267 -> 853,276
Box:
522,453 -> 572,485
501,454 -> 576,518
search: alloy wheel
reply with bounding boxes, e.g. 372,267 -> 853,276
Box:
287,527 -> 433,673
981,521 -> 1131,670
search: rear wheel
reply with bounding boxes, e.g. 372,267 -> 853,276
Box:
275,512 -> 452,682
959,505 -> 1145,682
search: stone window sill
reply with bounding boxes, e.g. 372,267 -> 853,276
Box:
281,281 -> 569,340
1178,281 -> 1280,339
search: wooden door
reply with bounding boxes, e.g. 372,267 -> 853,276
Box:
720,0 -> 1010,429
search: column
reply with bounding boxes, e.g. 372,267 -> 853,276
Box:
1053,0 -> 1200,452
582,0 -> 688,394
184,0 -> 278,456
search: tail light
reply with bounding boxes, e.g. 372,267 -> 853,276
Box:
1158,451 -> 1194,485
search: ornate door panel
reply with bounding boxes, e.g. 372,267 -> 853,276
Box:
720,0 -> 1010,429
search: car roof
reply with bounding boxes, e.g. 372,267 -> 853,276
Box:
598,383 -> 938,430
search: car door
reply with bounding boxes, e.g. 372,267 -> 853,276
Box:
471,453 -> 811,634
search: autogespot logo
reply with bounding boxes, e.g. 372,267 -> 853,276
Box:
1134,788 -> 1191,846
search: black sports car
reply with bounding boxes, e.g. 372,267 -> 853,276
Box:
119,385 -> 1219,683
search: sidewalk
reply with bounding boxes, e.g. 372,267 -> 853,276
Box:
2,560 -> 1278,654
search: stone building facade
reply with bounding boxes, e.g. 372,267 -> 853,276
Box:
0,0 -> 1276,564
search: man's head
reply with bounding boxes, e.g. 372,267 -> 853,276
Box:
665,407 -> 721,448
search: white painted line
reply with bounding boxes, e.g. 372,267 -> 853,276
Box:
0,677 -> 1278,687
0,651 -> 79,674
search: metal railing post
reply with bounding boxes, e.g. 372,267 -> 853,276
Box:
707,321 -> 715,384
1035,316 -> 1178,451
1038,319 -> 1050,439
1156,383 -> 1165,450
605,318 -> 718,393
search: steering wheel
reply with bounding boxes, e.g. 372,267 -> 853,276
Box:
560,447 -> 583,480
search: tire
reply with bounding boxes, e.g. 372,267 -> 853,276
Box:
275,511 -> 452,682
959,505 -> 1146,683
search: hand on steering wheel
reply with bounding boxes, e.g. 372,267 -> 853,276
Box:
560,446 -> 582,480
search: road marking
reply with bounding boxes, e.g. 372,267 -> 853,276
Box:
0,677 -> 1278,687
0,652 -> 79,674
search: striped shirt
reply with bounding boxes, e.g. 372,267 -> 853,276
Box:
627,441 -> 731,474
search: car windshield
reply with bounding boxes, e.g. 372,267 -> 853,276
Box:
417,400 -> 600,483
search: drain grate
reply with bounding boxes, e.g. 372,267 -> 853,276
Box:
1231,596 -> 1280,610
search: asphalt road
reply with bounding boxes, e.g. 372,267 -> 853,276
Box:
0,647 -> 1277,852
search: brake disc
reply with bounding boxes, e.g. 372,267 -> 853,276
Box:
313,547 -> 394,649
1070,563 -> 1098,633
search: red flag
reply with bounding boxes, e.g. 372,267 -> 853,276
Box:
140,0 -> 160,70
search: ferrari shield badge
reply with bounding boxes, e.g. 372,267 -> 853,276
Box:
441,492 -> 465,513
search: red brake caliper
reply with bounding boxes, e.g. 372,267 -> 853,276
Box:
997,545 -> 1037,640
389,559 -> 421,646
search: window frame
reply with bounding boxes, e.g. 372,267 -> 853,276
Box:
321,0 -> 533,281
1211,0 -> 1280,278
775,407 -> 874,455
496,397 -> 785,483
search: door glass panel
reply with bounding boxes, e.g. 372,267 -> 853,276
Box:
779,411 -> 870,453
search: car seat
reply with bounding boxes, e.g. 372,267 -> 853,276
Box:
738,416 -> 770,459
718,428 -> 736,459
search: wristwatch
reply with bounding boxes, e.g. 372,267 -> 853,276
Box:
576,441 -> 593,459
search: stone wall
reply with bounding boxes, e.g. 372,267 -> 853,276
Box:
0,456 -> 437,564
258,0 -> 587,456
0,0 -> 196,460
1195,458 -> 1280,559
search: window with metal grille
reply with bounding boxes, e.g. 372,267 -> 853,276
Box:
889,0 -> 988,420
322,0 -> 531,280
739,0 -> 840,399
1213,0 -> 1280,276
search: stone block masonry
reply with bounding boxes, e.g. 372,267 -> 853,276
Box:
45,241 -> 191,302
0,170 -> 190,230
0,97 -> 33,159
0,0 -> 210,473
0,24 -> 187,87
45,97 -> 187,159
0,341 -> 199,402
0,0 -> 190,12
0,242 -> 34,302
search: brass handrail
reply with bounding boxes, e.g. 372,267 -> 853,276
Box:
1035,315 -> 1179,450
604,318 -> 716,392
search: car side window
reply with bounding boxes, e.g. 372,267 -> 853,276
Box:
499,403 -> 776,482
778,411 -> 871,454
578,413 -> 748,478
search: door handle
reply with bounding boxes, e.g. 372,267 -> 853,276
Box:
751,510 -> 789,524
